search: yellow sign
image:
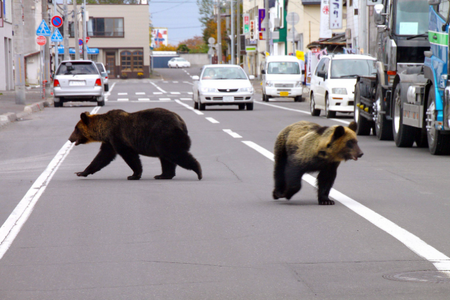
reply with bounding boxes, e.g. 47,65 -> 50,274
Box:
280,91 -> 289,97
296,50 -> 305,61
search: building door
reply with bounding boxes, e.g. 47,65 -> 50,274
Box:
105,52 -> 116,78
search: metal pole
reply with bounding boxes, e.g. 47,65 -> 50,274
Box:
43,0 -> 50,96
82,0 -> 87,60
231,0 -> 234,64
265,0 -> 269,56
63,0 -> 69,60
217,0 -> 222,64
73,0 -> 80,60
13,0 -> 26,104
54,2 -> 58,73
236,0 -> 240,66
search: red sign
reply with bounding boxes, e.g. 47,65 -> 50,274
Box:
36,36 -> 46,46
51,16 -> 63,28
86,37 -> 90,43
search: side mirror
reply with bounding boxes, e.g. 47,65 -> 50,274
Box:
374,4 -> 386,25
317,71 -> 325,79
249,75 -> 255,80
261,69 -> 266,74
107,70 -> 111,74
192,75 -> 199,81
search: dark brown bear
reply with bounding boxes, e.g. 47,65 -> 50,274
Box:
272,121 -> 363,205
69,108 -> 202,180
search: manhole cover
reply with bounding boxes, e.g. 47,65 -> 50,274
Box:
383,270 -> 450,283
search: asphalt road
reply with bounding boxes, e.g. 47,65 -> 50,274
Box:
0,67 -> 450,299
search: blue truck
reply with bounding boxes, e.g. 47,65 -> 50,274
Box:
354,0 -> 450,155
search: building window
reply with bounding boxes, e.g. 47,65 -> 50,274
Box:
88,18 -> 124,37
121,50 -> 143,72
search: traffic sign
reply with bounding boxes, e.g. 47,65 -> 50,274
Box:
51,28 -> 63,43
79,39 -> 83,45
36,20 -> 51,36
51,16 -> 63,28
36,36 -> 46,46
86,37 -> 90,44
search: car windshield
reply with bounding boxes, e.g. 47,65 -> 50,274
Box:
202,67 -> 247,80
267,62 -> 300,74
330,59 -> 376,78
394,0 -> 428,36
58,63 -> 98,75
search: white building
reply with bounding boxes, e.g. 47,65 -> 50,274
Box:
0,0 -> 14,90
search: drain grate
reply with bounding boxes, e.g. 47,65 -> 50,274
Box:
383,270 -> 450,283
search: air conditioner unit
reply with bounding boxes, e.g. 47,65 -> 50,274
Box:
345,28 -> 352,39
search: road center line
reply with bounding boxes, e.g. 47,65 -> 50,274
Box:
175,100 -> 204,115
206,117 -> 219,124
242,140 -> 450,273
223,129 -> 242,138
0,106 -> 101,260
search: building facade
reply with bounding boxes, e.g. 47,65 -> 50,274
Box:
0,0 -> 13,90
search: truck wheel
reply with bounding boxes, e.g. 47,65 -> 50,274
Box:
354,84 -> 372,135
392,84 -> 415,147
310,94 -> 320,116
426,87 -> 450,155
374,84 -> 393,140
325,95 -> 336,118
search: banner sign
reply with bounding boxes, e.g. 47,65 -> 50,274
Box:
320,0 -> 332,38
243,13 -> 250,34
258,9 -> 266,40
330,0 -> 342,29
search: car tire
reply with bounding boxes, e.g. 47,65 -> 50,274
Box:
310,94 -> 320,116
246,103 -> 254,110
239,104 -> 245,110
194,101 -> 198,109
325,95 -> 336,118
104,84 -> 109,92
97,97 -> 105,107
199,103 -> 206,111
262,93 -> 269,102
294,95 -> 302,102
54,98 -> 62,107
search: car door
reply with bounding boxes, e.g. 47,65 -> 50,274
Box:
313,58 -> 329,108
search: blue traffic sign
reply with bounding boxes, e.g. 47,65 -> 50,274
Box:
36,20 -> 51,36
51,16 -> 63,28
51,28 -> 63,43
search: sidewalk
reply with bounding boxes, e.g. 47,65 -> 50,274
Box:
0,88 -> 53,128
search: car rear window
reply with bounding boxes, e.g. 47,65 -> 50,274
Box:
57,62 -> 99,75
96,63 -> 106,73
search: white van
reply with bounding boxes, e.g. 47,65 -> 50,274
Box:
262,55 -> 304,102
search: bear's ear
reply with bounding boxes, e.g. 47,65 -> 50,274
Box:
332,126 -> 345,141
348,121 -> 357,132
80,112 -> 90,125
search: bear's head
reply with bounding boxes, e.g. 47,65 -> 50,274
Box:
69,112 -> 96,146
317,122 -> 363,162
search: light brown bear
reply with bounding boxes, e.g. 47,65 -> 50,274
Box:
69,108 -> 202,180
272,121 -> 363,205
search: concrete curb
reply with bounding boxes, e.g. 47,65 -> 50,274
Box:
0,98 -> 54,128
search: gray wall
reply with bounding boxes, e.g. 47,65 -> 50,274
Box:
179,53 -> 209,66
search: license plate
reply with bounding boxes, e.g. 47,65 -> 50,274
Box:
223,96 -> 234,102
280,91 -> 289,97
69,81 -> 86,86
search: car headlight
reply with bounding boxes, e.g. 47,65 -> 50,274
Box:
295,81 -> 302,87
200,87 -> 217,93
266,81 -> 274,87
239,87 -> 254,93
332,88 -> 347,94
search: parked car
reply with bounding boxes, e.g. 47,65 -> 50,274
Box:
310,54 -> 376,118
168,57 -> 191,68
95,62 -> 109,92
192,65 -> 255,110
53,60 -> 104,107
262,55 -> 304,102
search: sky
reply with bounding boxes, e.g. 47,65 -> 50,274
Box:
149,0 -> 204,45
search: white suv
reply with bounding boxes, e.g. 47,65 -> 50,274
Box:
309,54 -> 376,118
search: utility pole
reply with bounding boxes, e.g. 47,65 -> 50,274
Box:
265,0 -> 269,56
42,0 -> 50,96
63,0 -> 69,60
73,0 -> 80,60
230,0 -> 234,64
13,0 -> 26,104
82,0 -> 87,60
217,0 -> 222,64
236,0 -> 240,66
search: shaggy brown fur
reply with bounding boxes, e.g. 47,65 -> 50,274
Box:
69,108 -> 202,180
273,121 -> 363,205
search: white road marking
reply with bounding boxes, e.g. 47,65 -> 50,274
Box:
170,92 -> 181,95
117,98 -> 129,101
256,101 -> 350,125
138,98 -> 150,101
0,106 -> 101,260
135,92 -> 145,95
242,140 -> 450,274
150,81 -> 167,93
223,129 -> 242,138
180,98 -> 192,101
175,100 -> 204,115
206,117 -> 219,124
118,92 -> 128,95
153,92 -> 163,95
159,98 -> 171,101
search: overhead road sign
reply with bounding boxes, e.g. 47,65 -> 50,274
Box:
51,28 -> 63,43
51,16 -> 63,28
36,20 -> 51,36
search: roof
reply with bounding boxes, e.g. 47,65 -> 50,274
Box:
307,33 -> 347,52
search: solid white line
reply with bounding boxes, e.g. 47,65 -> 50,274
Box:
206,117 -> 220,124
153,92 -> 163,95
175,100 -> 204,115
256,101 -> 350,125
135,92 -> 145,95
223,129 -> 242,138
180,98 -> 192,101
118,92 -> 127,95
241,140 -> 450,273
117,98 -> 129,101
150,81 -> 167,93
170,92 -> 181,95
0,106 -> 101,260
159,98 -> 171,101
138,98 -> 150,101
